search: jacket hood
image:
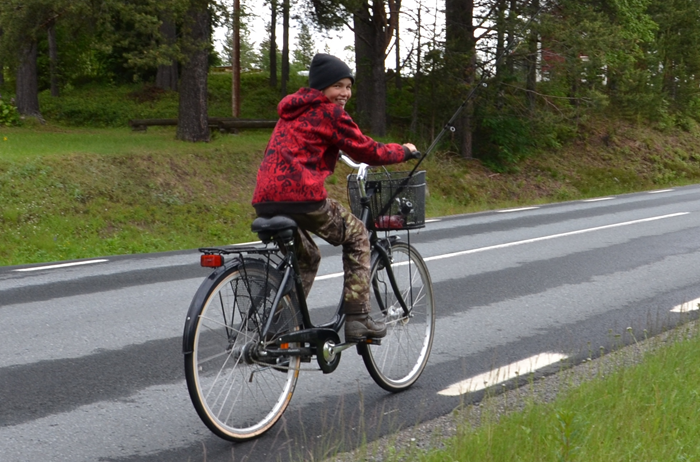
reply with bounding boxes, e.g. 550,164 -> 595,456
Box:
278,88 -> 328,120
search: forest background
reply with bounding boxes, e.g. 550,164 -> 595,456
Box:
1,0 -> 700,266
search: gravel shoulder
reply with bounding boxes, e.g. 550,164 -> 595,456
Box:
325,321 -> 698,462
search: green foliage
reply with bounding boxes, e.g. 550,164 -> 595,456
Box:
292,23 -> 316,70
218,18 -> 260,71
35,71 -> 304,127
0,93 -> 20,126
4,0 -> 700,166
473,112 -> 534,169
38,83 -> 177,126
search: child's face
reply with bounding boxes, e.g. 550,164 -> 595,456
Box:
322,78 -> 353,108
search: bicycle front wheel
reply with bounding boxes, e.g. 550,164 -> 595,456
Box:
360,241 -> 435,392
183,259 -> 301,442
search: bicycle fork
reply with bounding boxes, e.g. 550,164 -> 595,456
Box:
373,238 -> 411,317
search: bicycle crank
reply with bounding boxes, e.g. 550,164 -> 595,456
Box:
317,336 -> 359,374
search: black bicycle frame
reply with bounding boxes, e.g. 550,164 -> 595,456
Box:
256,176 -> 412,342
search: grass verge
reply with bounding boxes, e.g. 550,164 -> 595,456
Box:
326,322 -> 700,461
431,326 -> 700,461
1,118 -> 700,266
0,125 -> 270,264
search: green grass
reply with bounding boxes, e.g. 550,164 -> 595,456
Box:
322,323 -> 700,462
2,117 -> 700,266
411,325 -> 700,462
0,123 -> 270,160
0,126 -> 271,265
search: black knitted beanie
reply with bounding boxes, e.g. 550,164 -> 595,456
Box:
308,53 -> 355,91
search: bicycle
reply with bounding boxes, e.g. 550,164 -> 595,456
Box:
182,154 -> 436,442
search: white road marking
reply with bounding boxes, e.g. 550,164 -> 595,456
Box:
13,259 -> 109,272
583,197 -> 614,202
648,189 -> 674,194
670,297 -> 700,313
296,213 -> 690,281
438,353 -> 568,396
496,206 -> 539,213
423,212 -> 689,262
316,272 -> 344,281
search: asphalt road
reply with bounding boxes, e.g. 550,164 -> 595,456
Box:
2,185 -> 700,461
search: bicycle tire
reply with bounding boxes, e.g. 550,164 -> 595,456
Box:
183,258 -> 301,441
359,241 -> 435,392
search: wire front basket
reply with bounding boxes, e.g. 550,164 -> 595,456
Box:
347,170 -> 426,231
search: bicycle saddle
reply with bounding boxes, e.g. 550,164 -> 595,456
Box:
251,215 -> 297,243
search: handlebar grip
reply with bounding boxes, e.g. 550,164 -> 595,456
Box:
407,150 -> 422,160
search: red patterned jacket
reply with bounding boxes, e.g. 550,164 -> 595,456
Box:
252,87 -> 409,216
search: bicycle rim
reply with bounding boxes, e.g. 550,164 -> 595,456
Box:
362,242 -> 435,392
185,260 -> 301,441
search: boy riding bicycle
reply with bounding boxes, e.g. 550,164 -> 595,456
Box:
252,53 -> 420,341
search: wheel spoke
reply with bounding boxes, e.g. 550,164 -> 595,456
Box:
362,242 -> 435,392
185,260 -> 301,441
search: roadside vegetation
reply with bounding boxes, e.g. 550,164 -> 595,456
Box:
437,325 -> 700,461
1,72 -> 700,266
326,321 -> 700,462
2,2 -> 700,460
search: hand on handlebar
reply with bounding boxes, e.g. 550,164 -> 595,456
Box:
403,143 -> 421,161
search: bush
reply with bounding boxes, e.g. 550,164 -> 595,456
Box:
473,113 -> 534,170
35,72 -> 306,127
0,93 -> 20,126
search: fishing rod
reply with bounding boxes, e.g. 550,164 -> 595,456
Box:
373,1 -> 543,220
407,0 -> 542,177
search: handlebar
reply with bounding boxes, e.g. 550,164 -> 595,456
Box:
339,153 -> 369,181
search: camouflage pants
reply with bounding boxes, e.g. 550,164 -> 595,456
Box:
286,198 -> 370,315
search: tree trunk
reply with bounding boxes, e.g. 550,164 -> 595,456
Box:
269,0 -> 277,87
177,1 -> 210,142
394,0 -> 402,89
370,39 -> 387,136
231,0 -> 241,117
16,39 -> 41,118
410,4 -> 422,134
47,20 -> 59,97
354,14 -> 373,130
506,0 -> 517,78
353,15 -> 387,135
353,1 -> 397,136
280,0 -> 289,97
526,0 -> 539,112
496,0 -> 506,78
156,17 -> 179,91
445,0 -> 475,159
495,0 -> 506,109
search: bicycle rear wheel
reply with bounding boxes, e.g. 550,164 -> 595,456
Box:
360,241 -> 435,392
183,259 -> 301,441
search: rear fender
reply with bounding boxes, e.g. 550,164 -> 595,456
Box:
182,258 -> 241,354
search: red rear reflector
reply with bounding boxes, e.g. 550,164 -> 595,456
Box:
201,254 -> 224,267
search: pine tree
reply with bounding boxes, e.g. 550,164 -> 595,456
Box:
292,23 -> 315,70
